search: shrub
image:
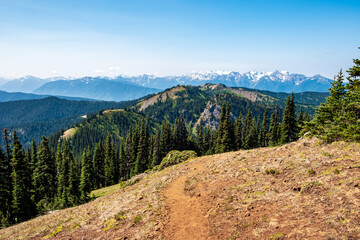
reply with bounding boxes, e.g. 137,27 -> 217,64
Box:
157,150 -> 197,170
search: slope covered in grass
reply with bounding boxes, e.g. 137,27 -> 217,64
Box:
1,137 -> 359,239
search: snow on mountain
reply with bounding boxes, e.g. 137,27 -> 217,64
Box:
122,71 -> 332,92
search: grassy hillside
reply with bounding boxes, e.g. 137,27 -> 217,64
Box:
1,137 -> 359,239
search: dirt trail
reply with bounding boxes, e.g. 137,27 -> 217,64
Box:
163,159 -> 210,240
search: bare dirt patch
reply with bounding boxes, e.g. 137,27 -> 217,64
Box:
163,159 -> 210,240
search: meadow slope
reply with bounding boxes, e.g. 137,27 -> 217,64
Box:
1,137 -> 360,239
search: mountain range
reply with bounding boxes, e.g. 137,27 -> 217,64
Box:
125,70 -> 333,92
0,71 -> 333,102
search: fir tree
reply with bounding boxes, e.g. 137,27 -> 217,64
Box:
214,104 -> 226,153
269,110 -> 280,146
220,104 -> 235,152
234,113 -> 243,150
304,53 -> 360,141
11,131 -> 35,222
159,119 -> 171,159
174,113 -> 188,151
30,139 -> 37,175
105,135 -> 116,186
303,109 -> 310,122
33,136 -> 56,212
244,118 -> 259,149
151,127 -> 161,168
135,119 -> 149,175
92,140 -> 105,189
56,143 -> 67,208
118,139 -> 127,180
0,145 -> 12,226
196,120 -> 204,155
259,109 -> 269,147
297,106 -> 304,128
79,149 -> 92,203
68,149 -> 80,206
280,94 -> 297,143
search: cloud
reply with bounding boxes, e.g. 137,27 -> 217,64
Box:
108,66 -> 121,71
94,69 -> 105,74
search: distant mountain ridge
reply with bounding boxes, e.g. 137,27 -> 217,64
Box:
124,70 -> 333,92
0,71 -> 332,102
0,90 -> 97,102
33,77 -> 161,101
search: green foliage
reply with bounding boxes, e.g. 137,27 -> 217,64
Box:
92,141 -> 105,189
0,130 -> 12,227
156,150 -> 197,170
33,136 -> 56,212
280,93 -> 297,143
105,135 -> 117,186
11,131 -> 35,222
79,149 -> 93,203
303,53 -> 360,142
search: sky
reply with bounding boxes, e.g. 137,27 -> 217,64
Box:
0,0 -> 359,79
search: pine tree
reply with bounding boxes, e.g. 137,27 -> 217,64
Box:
269,110 -> 280,146
105,135 -> 116,186
280,93 -> 297,143
160,119 -> 171,159
68,149 -> 80,206
1,128 -> 12,225
196,120 -> 204,155
151,127 -> 161,168
243,109 -> 252,144
304,70 -> 350,141
259,109 -> 269,147
303,109 -> 310,122
174,113 -> 188,151
56,143 -> 68,208
135,119 -> 149,175
234,113 -> 243,150
0,145 -> 12,226
30,139 -> 37,175
297,106 -> 304,128
11,131 -> 35,222
79,149 -> 92,203
129,126 -> 139,177
33,136 -> 56,212
92,140 -> 105,189
244,118 -> 259,149
214,104 -> 225,153
118,139 -> 127,180
220,104 -> 235,152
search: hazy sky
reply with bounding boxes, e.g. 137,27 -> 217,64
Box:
0,0 -> 359,79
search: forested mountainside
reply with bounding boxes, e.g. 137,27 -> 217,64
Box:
0,90 -> 98,102
53,83 -> 324,158
0,97 -> 137,144
134,84 -> 327,125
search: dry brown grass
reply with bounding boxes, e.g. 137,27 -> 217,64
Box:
1,136 -> 360,239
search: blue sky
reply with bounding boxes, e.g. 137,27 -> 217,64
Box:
0,0 -> 359,78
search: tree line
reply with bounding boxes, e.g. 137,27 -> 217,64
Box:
0,94 -> 306,227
